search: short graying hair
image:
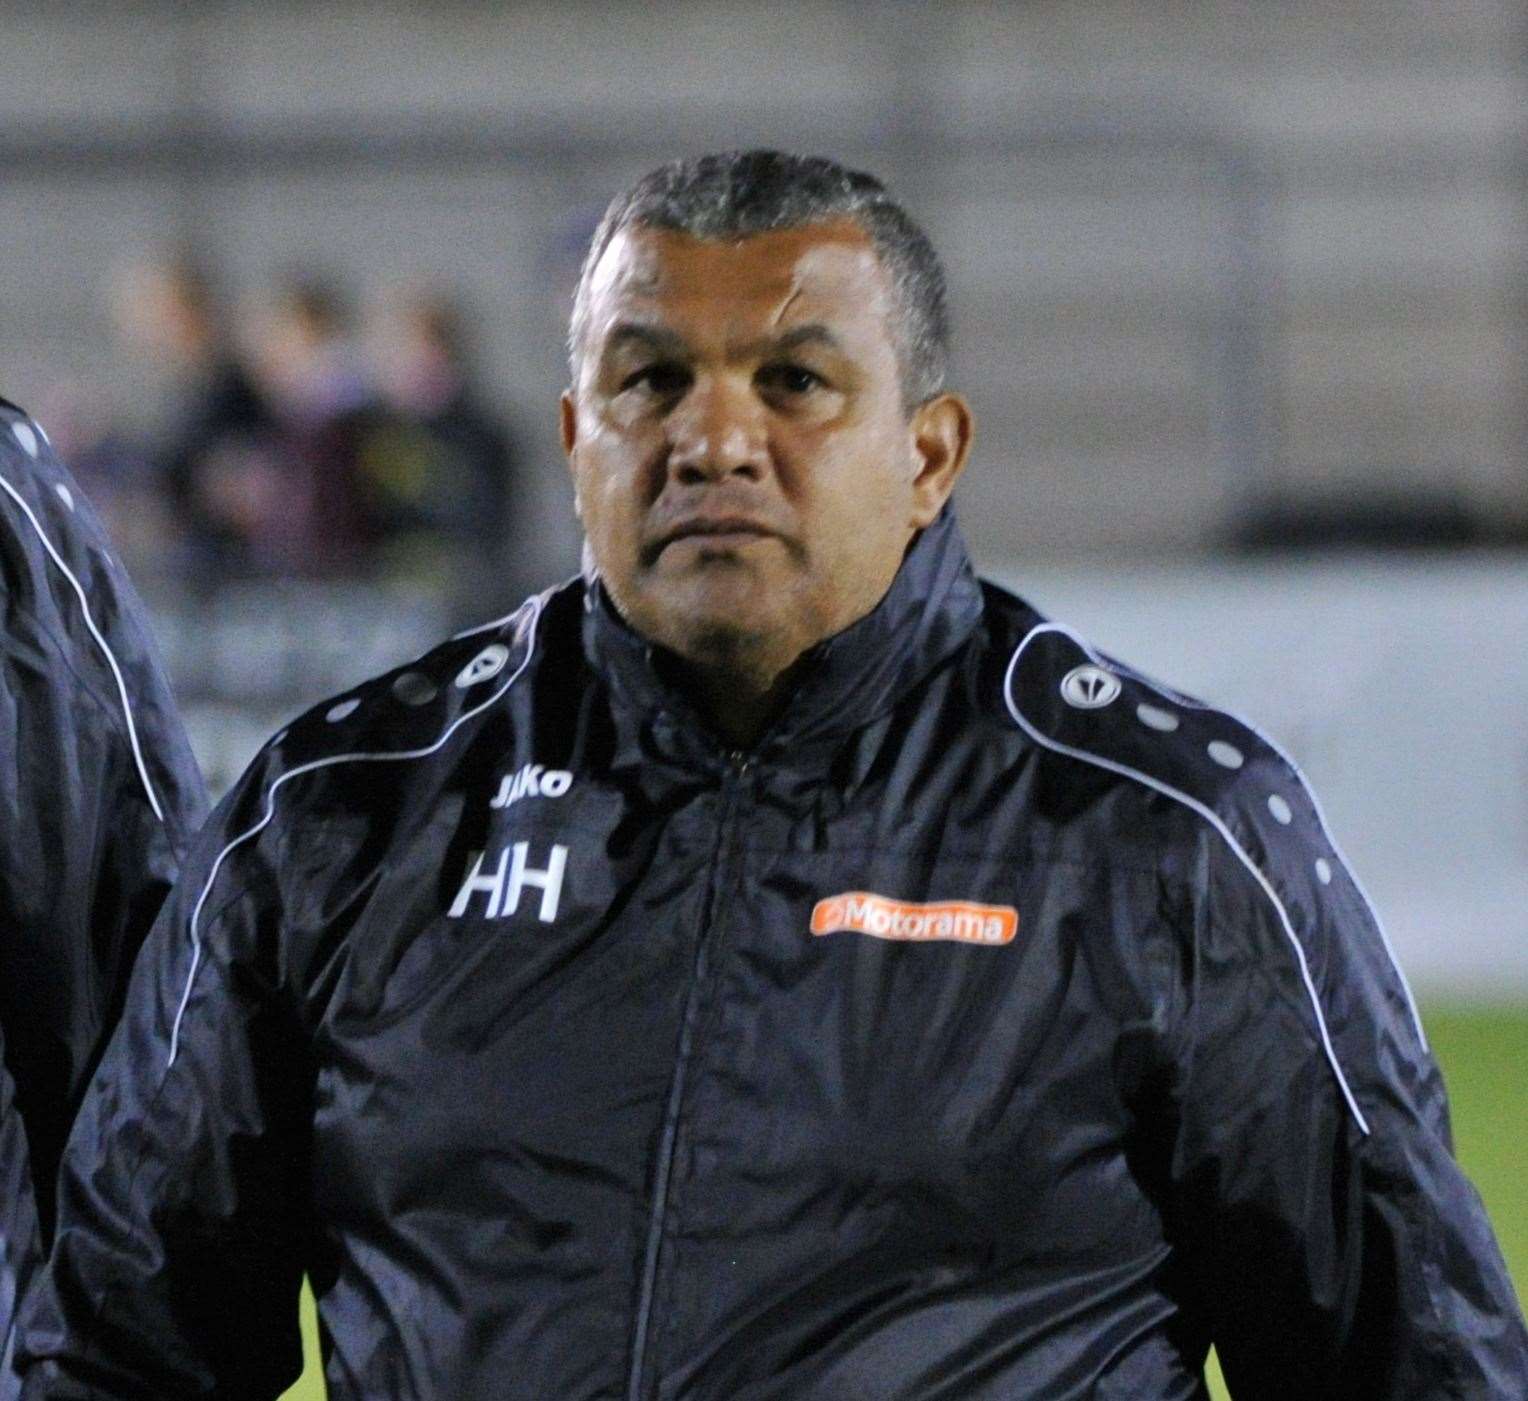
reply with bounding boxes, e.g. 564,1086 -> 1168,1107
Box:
567,150 -> 950,409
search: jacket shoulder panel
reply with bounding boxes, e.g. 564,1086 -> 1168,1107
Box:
268,593 -> 545,776
0,400 -> 178,829
1003,618 -> 1426,1135
164,593 -> 549,1066
0,404 -> 115,609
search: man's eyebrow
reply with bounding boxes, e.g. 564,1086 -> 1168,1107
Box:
600,321 -> 688,357
598,320 -> 844,360
758,324 -> 842,355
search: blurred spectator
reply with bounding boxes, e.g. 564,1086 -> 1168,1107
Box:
110,253 -> 275,577
103,264 -> 519,604
240,273 -> 378,576
246,274 -> 370,425
365,285 -> 516,607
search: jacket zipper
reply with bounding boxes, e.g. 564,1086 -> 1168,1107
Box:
626,753 -> 750,1401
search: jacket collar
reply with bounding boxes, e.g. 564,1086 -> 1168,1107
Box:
581,506 -> 984,768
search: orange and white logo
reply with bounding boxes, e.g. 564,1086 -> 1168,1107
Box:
810,892 -> 1018,947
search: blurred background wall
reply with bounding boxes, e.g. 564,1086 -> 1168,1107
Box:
0,0 -> 1524,992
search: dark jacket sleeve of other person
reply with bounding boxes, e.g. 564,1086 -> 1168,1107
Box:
15,730 -> 312,1401
0,399 -> 208,1387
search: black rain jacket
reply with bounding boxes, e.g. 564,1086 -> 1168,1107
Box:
19,508 -> 1528,1398
0,399 -> 207,1393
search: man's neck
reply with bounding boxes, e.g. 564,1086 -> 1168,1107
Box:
686,668 -> 782,752
661,645 -> 805,753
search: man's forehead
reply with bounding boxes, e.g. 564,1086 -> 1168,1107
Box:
585,220 -> 891,323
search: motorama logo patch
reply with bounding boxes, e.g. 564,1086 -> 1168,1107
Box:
811,892 -> 1018,946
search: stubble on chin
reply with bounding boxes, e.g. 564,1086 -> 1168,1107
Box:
655,581 -> 811,696
612,539 -> 826,686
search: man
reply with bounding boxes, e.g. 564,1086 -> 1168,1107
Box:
240,274 -> 389,579
0,397 -> 207,1392
109,252 -> 274,577
366,285 -> 520,608
20,153 -> 1527,1398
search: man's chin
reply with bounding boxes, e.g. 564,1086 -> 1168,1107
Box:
667,606 -> 778,663
655,557 -> 782,612
643,590 -> 789,666
615,557 -> 813,657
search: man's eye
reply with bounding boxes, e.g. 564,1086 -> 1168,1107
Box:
759,364 -> 824,395
621,364 -> 690,396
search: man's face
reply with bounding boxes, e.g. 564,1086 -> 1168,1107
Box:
562,219 -> 970,683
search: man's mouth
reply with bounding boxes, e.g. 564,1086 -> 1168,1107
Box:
648,517 -> 777,561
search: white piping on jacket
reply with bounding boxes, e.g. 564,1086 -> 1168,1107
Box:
0,468 -> 165,824
1004,621 -> 1371,1136
1102,651 -> 1428,1052
167,596 -> 544,1066
450,581 -> 564,641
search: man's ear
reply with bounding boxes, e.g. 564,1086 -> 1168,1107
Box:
560,390 -> 578,460
907,392 -> 974,529
560,391 -> 582,519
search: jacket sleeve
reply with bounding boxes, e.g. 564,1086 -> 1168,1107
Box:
1163,779 -> 1528,1397
0,403 -> 209,1390
14,762 -> 311,1401
0,1034 -> 40,1401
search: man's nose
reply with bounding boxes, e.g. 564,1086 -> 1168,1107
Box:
667,375 -> 766,484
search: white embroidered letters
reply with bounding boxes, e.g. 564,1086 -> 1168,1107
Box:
449,843 -> 569,923
490,763 -> 574,809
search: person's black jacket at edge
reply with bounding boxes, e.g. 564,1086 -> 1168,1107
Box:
0,397 -> 207,1393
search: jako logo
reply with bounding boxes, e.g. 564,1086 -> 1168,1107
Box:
490,763 -> 573,809
811,892 -> 1018,947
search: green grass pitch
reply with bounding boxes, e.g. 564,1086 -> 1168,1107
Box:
279,1003 -> 1528,1400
